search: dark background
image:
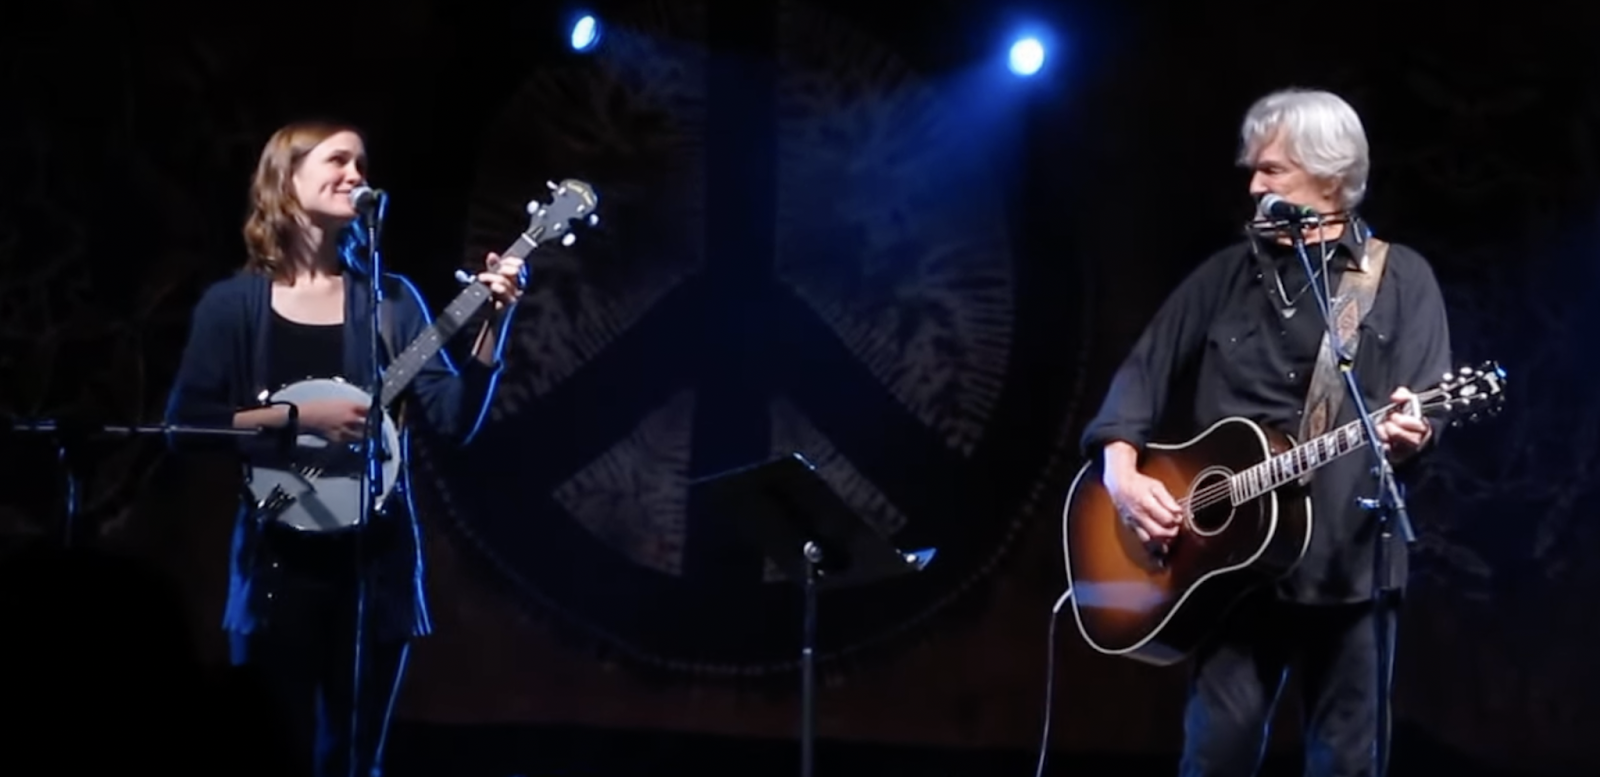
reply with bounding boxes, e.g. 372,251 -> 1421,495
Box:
1,1 -> 1595,775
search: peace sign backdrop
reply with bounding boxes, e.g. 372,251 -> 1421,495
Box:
409,0 -> 1093,675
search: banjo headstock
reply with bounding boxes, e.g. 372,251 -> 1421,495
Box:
523,179 -> 599,250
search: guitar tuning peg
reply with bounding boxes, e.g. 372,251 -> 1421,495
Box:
525,200 -> 540,215
588,213 -> 600,227
547,180 -> 557,191
454,269 -> 474,285
562,233 -> 576,247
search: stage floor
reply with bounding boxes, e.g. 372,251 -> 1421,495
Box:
381,721 -> 1563,777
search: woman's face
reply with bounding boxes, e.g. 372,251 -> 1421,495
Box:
291,130 -> 367,226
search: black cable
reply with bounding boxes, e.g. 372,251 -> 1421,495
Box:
1033,586 -> 1074,777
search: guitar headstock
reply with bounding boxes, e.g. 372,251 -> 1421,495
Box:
1420,360 -> 1507,427
524,178 -> 599,248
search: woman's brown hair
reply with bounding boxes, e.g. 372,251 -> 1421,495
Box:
241,120 -> 363,280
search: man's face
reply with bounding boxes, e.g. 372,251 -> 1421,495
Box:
1247,129 -> 1342,216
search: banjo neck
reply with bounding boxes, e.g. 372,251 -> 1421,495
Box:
376,281 -> 492,409
374,179 -> 597,411
375,232 -> 543,410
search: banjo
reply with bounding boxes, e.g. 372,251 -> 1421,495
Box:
249,179 -> 599,532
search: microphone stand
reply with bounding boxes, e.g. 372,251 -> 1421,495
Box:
1283,214 -> 1411,777
3,417 -> 281,549
352,191 -> 388,777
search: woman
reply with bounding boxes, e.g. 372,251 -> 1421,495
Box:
165,120 -> 524,777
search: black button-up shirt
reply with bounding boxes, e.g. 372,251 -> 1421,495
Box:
1080,218 -> 1454,603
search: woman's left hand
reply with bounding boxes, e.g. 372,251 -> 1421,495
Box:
479,252 -> 527,311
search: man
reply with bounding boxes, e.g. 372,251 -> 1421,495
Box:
1078,88 -> 1453,776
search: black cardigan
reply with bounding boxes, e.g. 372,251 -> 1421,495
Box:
163,267 -> 509,640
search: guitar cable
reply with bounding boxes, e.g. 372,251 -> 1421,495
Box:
1033,585 -> 1074,777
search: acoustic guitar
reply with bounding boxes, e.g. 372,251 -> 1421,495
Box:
1059,360 -> 1505,665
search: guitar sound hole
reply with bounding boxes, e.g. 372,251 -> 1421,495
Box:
1187,469 -> 1234,536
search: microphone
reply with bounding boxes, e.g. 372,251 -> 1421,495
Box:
349,185 -> 384,214
1258,193 -> 1319,221
1259,193 -> 1318,221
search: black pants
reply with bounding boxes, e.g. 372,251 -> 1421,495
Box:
1177,594 -> 1398,777
231,544 -> 412,777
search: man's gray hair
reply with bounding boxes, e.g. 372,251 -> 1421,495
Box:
1238,88 -> 1370,209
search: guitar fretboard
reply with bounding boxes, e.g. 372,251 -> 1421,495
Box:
1216,365 -> 1501,505
1230,408 -> 1390,504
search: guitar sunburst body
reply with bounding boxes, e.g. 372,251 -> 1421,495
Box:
1062,418 -> 1311,666
1060,360 -> 1505,666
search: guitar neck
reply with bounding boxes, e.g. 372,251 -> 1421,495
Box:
1232,405 -> 1398,502
376,234 -> 539,408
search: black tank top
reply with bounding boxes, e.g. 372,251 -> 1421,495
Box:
266,309 -> 345,389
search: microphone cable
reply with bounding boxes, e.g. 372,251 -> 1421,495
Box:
1033,585 -> 1074,777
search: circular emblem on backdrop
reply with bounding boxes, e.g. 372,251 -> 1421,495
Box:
415,0 -> 1093,675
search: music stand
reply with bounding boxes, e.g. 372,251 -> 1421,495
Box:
695,452 -> 936,777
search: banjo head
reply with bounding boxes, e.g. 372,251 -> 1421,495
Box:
247,377 -> 404,533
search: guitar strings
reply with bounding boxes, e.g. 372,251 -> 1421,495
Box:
1171,396 -> 1425,514
1164,371 -> 1497,519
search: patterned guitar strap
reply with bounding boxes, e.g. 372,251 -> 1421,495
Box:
1296,233 -> 1390,482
